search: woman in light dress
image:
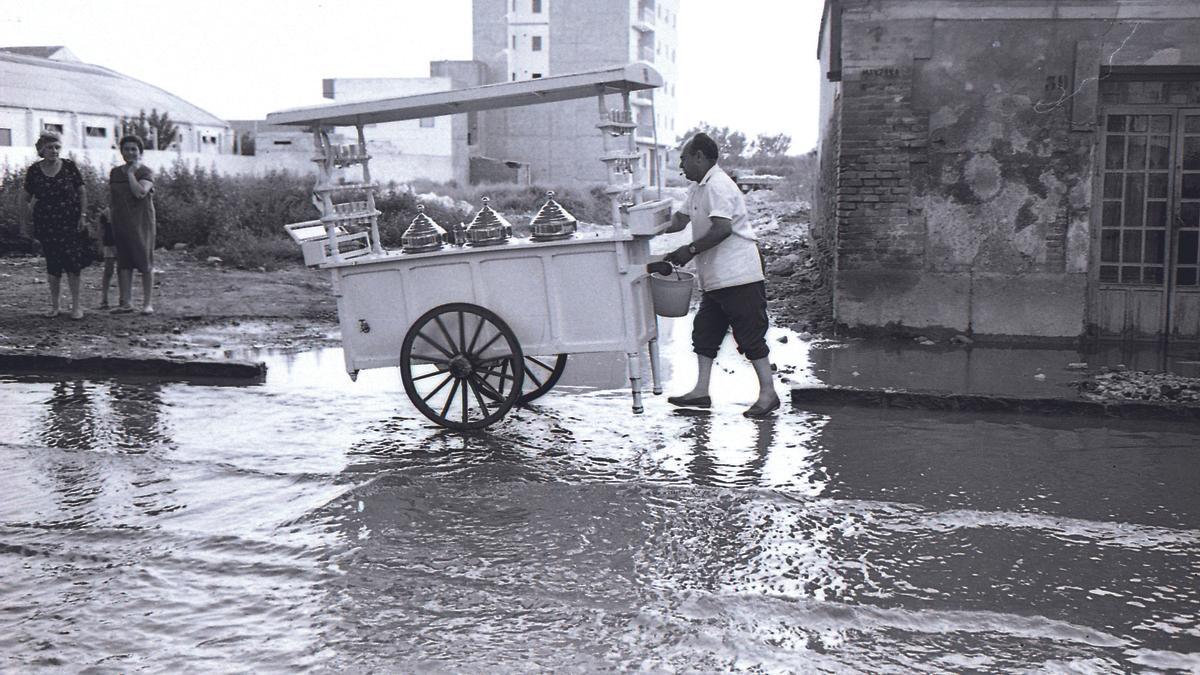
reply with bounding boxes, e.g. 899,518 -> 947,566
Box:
108,134 -> 157,314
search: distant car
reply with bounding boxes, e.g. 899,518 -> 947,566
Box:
731,171 -> 785,193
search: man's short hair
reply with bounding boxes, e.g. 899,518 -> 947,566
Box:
688,133 -> 719,162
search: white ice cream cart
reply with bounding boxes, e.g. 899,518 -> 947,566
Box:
267,63 -> 677,430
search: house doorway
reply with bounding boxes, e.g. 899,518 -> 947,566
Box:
1094,107 -> 1200,341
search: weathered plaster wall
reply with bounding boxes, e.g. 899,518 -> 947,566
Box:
917,22 -> 1092,278
828,2 -> 1200,339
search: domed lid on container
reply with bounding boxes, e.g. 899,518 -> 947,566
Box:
530,191 -> 578,241
464,197 -> 512,246
401,204 -> 445,254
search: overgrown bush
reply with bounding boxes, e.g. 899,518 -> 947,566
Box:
0,157 -> 620,266
191,230 -> 301,271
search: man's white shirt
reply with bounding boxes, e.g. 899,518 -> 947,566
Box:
681,164 -> 764,291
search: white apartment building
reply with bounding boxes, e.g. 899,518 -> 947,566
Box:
474,0 -> 679,185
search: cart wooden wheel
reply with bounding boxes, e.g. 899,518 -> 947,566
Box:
517,354 -> 568,404
400,303 -> 525,430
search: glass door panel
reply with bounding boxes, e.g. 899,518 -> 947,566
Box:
1170,110 -> 1200,339
1178,113 -> 1200,288
1098,113 -> 1173,286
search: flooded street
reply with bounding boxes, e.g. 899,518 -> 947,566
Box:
1,323 -> 1198,672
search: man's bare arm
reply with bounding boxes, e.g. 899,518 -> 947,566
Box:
666,208 -> 690,233
663,216 -> 733,266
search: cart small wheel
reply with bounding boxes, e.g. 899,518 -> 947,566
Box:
400,303 -> 525,430
517,354 -> 568,405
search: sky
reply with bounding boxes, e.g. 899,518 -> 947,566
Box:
0,0 -> 826,153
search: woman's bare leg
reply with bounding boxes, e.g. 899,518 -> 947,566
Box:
45,273 -> 61,317
140,270 -> 154,314
100,259 -> 115,307
67,273 -> 83,319
117,268 -> 133,309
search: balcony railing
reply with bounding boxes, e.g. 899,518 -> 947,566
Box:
633,6 -> 655,31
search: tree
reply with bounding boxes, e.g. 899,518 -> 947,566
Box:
676,122 -> 748,162
119,109 -> 180,150
750,133 -> 792,160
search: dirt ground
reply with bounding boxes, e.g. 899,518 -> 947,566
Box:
0,252 -> 340,361
0,192 -> 830,363
746,192 -> 833,334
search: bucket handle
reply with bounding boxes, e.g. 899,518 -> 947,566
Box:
646,259 -> 685,279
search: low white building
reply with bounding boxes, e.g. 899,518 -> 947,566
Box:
248,62 -> 488,186
0,46 -> 234,171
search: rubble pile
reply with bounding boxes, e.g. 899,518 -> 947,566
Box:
750,196 -> 834,334
1076,370 -> 1200,405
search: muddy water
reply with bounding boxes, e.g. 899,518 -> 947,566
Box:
1,327 -> 1198,672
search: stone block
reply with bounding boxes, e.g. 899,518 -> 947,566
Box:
835,271 -> 971,332
970,273 -> 1087,338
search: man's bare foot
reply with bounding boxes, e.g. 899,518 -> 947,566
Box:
667,391 -> 711,408
43,308 -> 60,318
743,394 -> 782,419
70,307 -> 85,320
140,305 -> 155,315
99,300 -> 110,309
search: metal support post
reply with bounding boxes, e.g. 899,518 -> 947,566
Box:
627,351 -> 644,413
648,333 -> 662,395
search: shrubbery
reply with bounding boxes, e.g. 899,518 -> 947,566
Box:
0,158 -> 616,269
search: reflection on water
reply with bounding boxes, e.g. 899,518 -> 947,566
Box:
37,379 -> 171,452
0,341 -> 1198,671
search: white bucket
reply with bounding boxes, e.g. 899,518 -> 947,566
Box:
650,270 -> 695,317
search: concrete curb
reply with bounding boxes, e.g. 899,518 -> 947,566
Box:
790,386 -> 1200,422
0,353 -> 267,381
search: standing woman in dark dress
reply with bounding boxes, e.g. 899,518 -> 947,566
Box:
109,135 -> 156,314
19,131 -> 92,320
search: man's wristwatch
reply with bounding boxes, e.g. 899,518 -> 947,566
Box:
687,243 -> 698,256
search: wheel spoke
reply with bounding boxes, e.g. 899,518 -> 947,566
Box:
421,372 -> 455,403
410,354 -> 450,365
479,365 -> 515,382
466,376 -> 491,415
513,354 -> 566,405
434,315 -> 459,353
499,359 -> 511,397
473,331 -> 504,357
458,311 -> 466,356
460,377 -> 469,422
440,378 -> 460,418
412,365 -> 449,382
466,313 -> 486,354
475,353 -> 516,368
416,331 -> 454,358
471,372 -> 506,401
524,363 -> 544,388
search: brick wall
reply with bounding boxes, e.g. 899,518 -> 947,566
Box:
836,68 -> 927,271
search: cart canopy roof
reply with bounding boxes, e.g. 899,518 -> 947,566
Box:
266,62 -> 663,128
